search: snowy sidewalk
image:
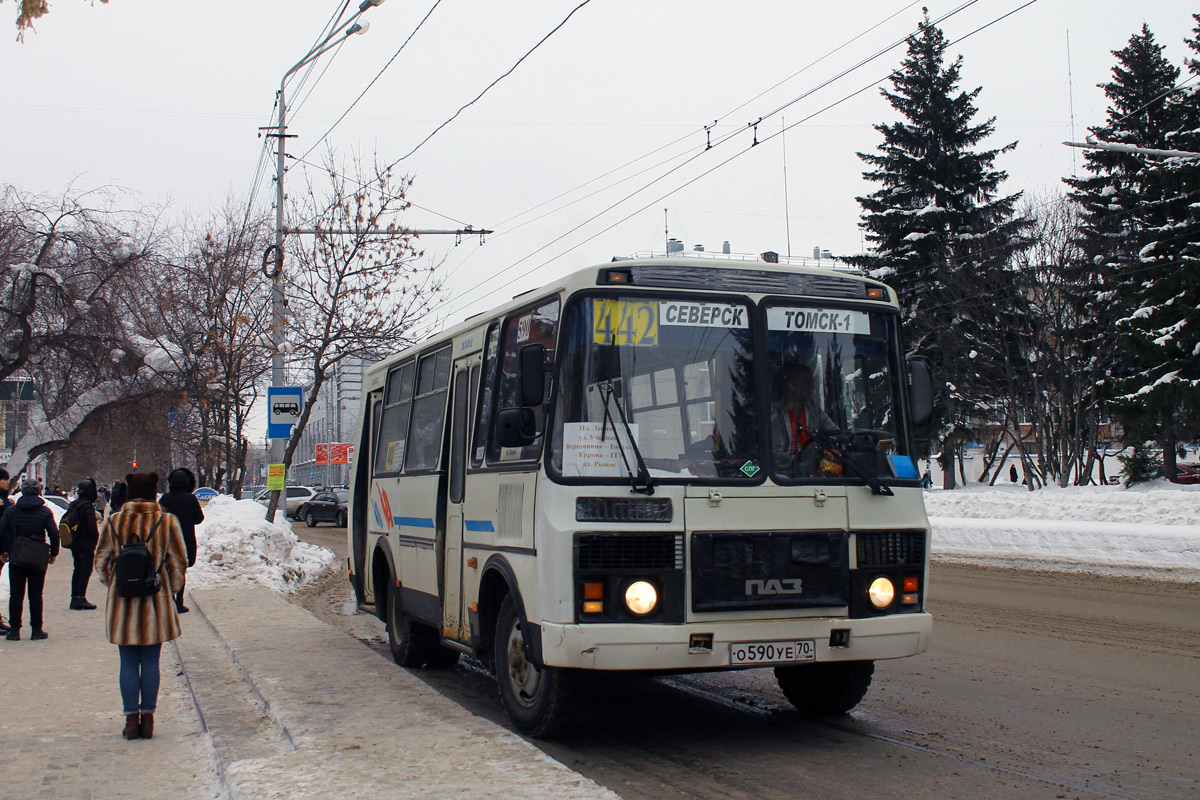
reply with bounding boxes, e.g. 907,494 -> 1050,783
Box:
0,561 -> 617,800
180,586 -> 617,799
0,560 -> 219,800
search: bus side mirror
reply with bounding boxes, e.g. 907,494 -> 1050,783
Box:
495,407 -> 536,448
519,343 -> 547,407
909,360 -> 933,428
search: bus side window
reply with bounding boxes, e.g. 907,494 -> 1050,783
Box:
374,362 -> 414,474
472,323 -> 500,468
405,346 -> 452,472
489,298 -> 560,463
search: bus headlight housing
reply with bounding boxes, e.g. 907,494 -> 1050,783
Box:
624,580 -> 658,616
868,576 -> 895,609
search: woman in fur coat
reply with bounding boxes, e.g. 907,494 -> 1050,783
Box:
95,472 -> 187,741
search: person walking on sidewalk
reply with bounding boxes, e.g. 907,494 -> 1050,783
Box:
0,467 -> 14,634
95,472 -> 187,740
157,468 -> 203,614
0,479 -> 60,641
66,477 -> 102,610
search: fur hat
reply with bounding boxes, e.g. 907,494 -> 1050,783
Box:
125,472 -> 159,501
20,478 -> 43,496
167,468 -> 196,492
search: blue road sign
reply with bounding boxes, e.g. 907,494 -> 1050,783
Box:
268,386 -> 304,439
194,487 -> 219,506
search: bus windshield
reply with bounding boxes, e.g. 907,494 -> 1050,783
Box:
550,294 -> 761,481
548,294 -> 916,486
764,301 -> 911,484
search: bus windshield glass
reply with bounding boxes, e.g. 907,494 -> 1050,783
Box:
550,295 -> 761,481
764,301 -> 912,484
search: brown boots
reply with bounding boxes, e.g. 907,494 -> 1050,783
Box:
122,713 -> 140,740
121,713 -> 154,740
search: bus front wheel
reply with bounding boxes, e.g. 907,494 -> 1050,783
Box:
495,594 -> 581,738
775,660 -> 875,715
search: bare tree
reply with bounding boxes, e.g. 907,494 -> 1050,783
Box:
126,202 -> 274,492
1010,192 -> 1110,486
264,154 -> 443,520
0,183 -> 177,477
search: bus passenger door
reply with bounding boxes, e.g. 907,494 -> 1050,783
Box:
441,356 -> 478,643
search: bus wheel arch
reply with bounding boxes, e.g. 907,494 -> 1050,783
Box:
477,556 -> 539,669
371,543 -> 396,622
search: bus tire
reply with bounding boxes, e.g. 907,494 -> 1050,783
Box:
494,594 -> 580,738
386,581 -> 433,667
775,660 -> 875,715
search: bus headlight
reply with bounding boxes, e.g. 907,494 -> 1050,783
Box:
624,580 -> 658,616
868,576 -> 895,609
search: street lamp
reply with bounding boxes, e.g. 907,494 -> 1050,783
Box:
266,0 -> 384,513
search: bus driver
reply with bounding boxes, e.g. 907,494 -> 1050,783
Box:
773,363 -> 837,476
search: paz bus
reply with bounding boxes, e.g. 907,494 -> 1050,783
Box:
347,255 -> 934,736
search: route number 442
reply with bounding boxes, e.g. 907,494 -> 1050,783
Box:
593,299 -> 658,346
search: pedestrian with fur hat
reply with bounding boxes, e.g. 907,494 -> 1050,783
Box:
95,472 -> 187,740
156,468 -> 203,613
0,478 -> 60,641
66,477 -> 103,610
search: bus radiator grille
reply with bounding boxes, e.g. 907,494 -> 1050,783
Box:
575,533 -> 684,571
856,530 -> 926,567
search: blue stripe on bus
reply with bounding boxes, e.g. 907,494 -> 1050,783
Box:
393,516 -> 435,529
464,520 -> 495,532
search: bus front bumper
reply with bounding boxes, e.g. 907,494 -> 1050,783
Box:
537,613 -> 932,671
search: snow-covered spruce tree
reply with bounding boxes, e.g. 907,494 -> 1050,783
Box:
1064,24 -> 1186,479
845,12 -> 1031,489
1112,16 -> 1200,479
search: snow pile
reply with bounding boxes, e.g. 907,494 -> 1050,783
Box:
188,496 -> 335,592
925,482 -> 1200,576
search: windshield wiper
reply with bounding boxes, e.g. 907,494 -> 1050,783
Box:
800,426 -> 894,497
599,381 -> 655,495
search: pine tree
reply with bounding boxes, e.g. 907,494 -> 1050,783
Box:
1064,24 -> 1186,477
1118,16 -> 1200,477
846,12 -> 1031,488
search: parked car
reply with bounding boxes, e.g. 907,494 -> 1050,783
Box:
1160,464 -> 1200,484
254,486 -> 319,519
296,489 -> 349,527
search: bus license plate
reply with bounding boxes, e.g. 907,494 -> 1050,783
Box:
729,640 -> 816,665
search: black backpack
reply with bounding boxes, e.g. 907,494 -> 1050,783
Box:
114,515 -> 166,599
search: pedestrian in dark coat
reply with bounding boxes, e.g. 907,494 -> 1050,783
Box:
0,467 -> 12,634
95,472 -> 187,740
1009,464 -> 1018,483
109,480 -> 127,515
66,477 -> 102,610
157,468 -> 203,613
0,479 -> 60,640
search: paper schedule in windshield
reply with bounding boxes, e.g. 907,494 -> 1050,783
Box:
562,421 -> 641,477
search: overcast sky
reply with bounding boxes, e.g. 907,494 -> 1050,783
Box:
4,0 -> 1198,324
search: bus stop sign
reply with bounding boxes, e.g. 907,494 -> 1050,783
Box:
268,386 -> 303,439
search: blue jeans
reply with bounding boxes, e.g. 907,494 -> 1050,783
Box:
118,644 -> 162,715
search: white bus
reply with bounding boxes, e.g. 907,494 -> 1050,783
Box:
348,255 -> 934,736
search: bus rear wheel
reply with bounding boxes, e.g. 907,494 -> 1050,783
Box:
387,581 -> 434,667
775,660 -> 875,715
495,594 -> 581,738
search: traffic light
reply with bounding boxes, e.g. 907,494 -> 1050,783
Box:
132,460 -> 138,469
